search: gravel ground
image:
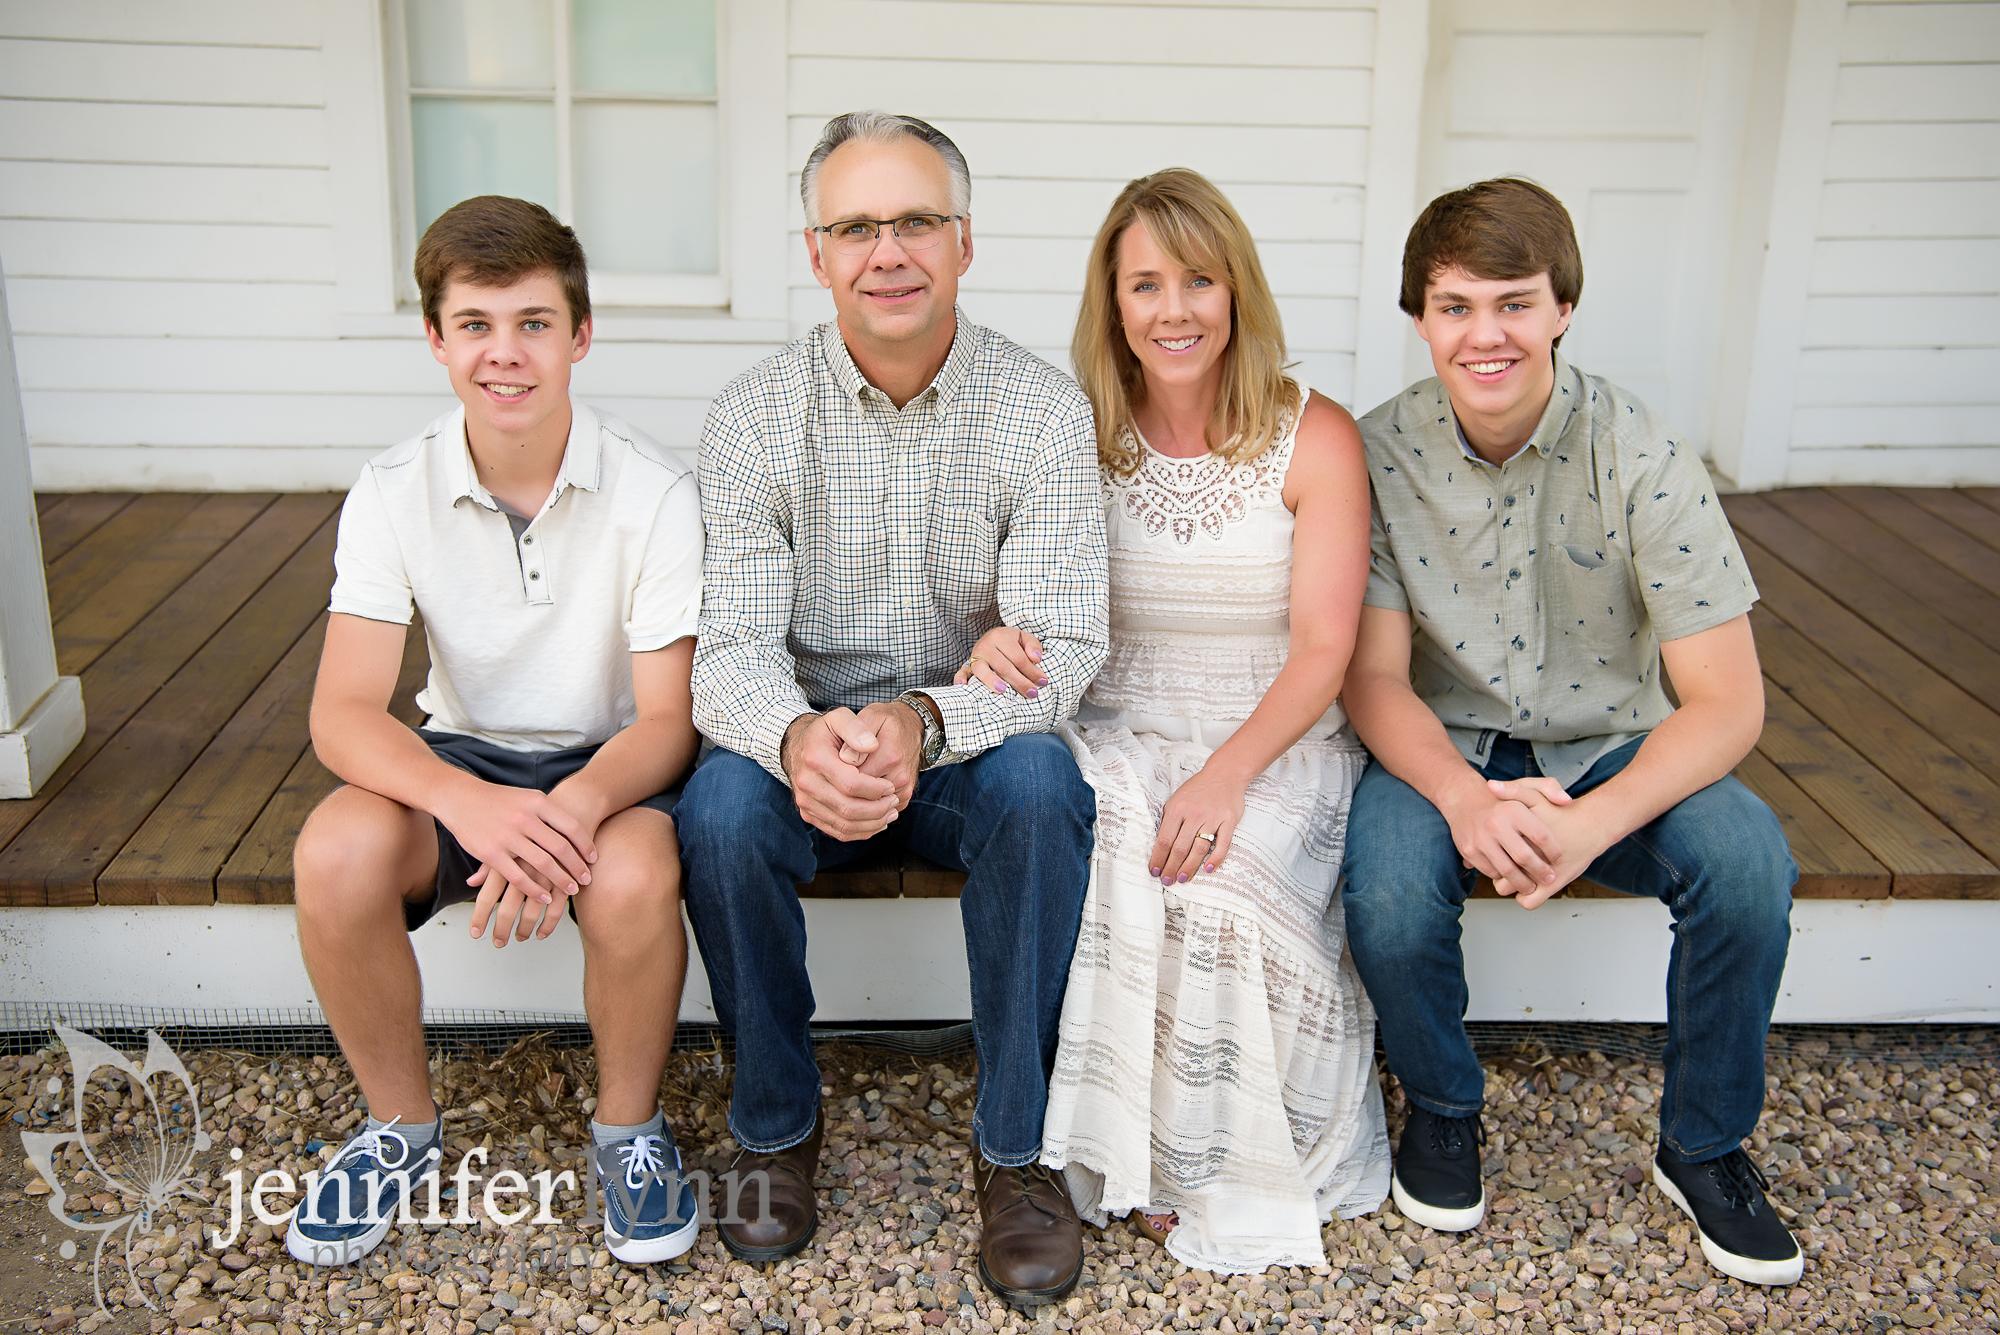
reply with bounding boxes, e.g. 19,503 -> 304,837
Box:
3,1035 -> 1996,1335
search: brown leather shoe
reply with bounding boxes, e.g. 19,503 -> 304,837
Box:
974,1155 -> 1083,1308
718,1110 -> 823,1262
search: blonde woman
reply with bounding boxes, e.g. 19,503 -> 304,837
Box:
956,169 -> 1390,1271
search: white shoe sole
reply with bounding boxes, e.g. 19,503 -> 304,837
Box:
1653,1164 -> 1804,1286
606,1207 -> 701,1264
285,1210 -> 393,1267
1391,1170 -> 1486,1232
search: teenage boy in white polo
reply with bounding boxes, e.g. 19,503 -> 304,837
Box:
286,196 -> 703,1267
1341,179 -> 1801,1286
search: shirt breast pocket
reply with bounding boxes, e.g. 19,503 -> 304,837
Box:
933,505 -> 999,613
1548,543 -> 1636,653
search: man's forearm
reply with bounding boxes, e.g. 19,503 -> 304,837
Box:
691,639 -> 814,781
1567,695 -> 1759,844
1344,670 -> 1490,816
311,703 -> 482,818
554,715 -> 700,828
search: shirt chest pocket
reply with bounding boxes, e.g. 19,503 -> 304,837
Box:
931,505 -> 1000,612
1547,543 -> 1637,654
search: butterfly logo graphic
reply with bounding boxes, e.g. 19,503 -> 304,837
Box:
20,1025 -> 212,1316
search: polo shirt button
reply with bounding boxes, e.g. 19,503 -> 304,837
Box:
1508,569 -> 1521,580
528,571 -> 542,581
523,535 -> 534,545
1519,709 -> 1531,720
1505,496 -> 1516,507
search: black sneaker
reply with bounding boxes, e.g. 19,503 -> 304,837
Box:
1653,1146 -> 1803,1286
1390,1105 -> 1486,1231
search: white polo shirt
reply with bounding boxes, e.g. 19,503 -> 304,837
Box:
329,401 -> 702,752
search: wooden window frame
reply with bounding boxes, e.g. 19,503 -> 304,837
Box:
322,0 -> 787,337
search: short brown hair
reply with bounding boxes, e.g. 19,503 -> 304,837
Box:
1073,169 -> 1296,476
1400,178 -> 1581,335
415,196 -> 590,333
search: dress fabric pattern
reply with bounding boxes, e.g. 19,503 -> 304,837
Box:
1042,390 -> 1391,1273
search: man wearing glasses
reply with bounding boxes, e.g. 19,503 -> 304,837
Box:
678,112 -> 1108,1307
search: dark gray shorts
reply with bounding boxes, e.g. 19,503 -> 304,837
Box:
406,728 -> 682,931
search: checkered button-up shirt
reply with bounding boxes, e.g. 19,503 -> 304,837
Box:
692,313 -> 1110,783
1359,353 -> 1758,788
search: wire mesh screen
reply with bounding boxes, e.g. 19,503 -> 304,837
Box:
4,1001 -> 1995,1067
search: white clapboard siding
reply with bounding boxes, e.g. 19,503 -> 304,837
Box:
0,221 -> 333,284
0,38 -> 325,106
0,162 -> 330,228
1,278 -> 336,340
1804,293 -> 2000,347
0,2 -> 319,46
1787,0 -> 2000,481
0,102 -> 328,168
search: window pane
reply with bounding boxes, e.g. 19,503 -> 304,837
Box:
572,102 -> 718,273
411,98 -> 559,236
407,0 -> 554,89
572,0 -> 715,95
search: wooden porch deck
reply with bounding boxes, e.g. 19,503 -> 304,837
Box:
2,487 -> 1998,906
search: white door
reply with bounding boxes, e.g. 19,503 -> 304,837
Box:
1414,0 -> 1764,454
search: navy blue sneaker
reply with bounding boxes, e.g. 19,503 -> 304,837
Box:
1390,1105 -> 1487,1232
597,1128 -> 700,1264
286,1119 -> 440,1266
1654,1146 -> 1803,1285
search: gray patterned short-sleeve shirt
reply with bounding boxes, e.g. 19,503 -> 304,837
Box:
1359,353 -> 1757,788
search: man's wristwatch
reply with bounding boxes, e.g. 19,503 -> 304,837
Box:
898,691 -> 947,770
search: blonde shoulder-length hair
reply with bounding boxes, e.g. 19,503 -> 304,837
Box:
1073,168 -> 1297,477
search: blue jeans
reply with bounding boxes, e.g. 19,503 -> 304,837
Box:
1340,736 -> 1795,1161
677,733 -> 1094,1166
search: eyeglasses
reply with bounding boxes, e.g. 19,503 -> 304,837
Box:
813,214 -> 963,255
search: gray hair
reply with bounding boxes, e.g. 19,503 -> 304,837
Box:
800,111 -> 972,226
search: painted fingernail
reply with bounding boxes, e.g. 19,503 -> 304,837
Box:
1178,873 -> 1191,883
1025,688 -> 1039,699
1150,867 -> 1160,876
1037,677 -> 1049,686
1201,863 -> 1213,873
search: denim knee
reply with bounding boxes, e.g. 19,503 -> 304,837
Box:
677,749 -> 806,886
955,732 -> 1095,841
1341,761 -> 1469,949
1648,775 -> 1797,929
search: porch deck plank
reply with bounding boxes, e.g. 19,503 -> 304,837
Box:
0,507 -> 339,904
1760,488 -> 2000,656
1730,749 -> 1890,898
1733,529 -> 2000,787
1752,610 -> 2000,868
1756,679 -> 1996,897
97,614 -> 330,905
0,493 -> 341,888
1894,487 -> 2000,556
1731,491 -> 2000,693
6,489 -> 2000,904
216,617 -> 431,903
1836,488 -> 2000,599
52,494 -> 277,676
42,493 -> 209,624
35,494 -> 133,564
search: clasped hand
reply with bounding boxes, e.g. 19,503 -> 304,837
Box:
433,780 -> 598,948
784,702 -> 922,841
1451,776 -> 1611,909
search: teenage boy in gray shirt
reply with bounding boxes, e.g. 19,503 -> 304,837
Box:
1341,179 -> 1801,1287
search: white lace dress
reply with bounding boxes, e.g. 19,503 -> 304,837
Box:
1041,392 -> 1391,1274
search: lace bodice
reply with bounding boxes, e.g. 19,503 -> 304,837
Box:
1084,385 -> 1343,737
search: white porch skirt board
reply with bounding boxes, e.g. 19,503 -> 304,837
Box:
2,898 -> 1995,1028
